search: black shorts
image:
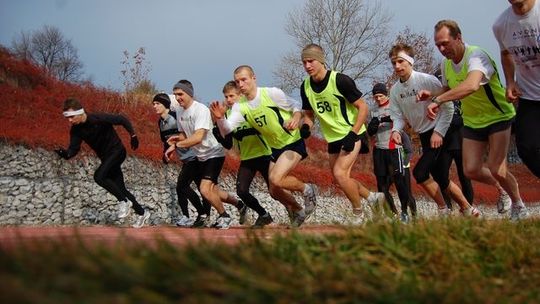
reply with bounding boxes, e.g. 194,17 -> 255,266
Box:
198,157 -> 225,184
373,148 -> 405,177
463,118 -> 513,142
327,131 -> 369,154
271,139 -> 308,162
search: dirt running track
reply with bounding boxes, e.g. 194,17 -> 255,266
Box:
0,225 -> 347,249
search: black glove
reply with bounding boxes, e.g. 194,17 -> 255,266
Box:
300,124 -> 311,139
130,135 -> 139,150
341,131 -> 359,152
54,148 -> 69,160
380,115 -> 392,123
358,132 -> 370,154
367,117 -> 380,136
231,128 -> 259,141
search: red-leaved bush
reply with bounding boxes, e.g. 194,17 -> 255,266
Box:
1,48 -> 538,203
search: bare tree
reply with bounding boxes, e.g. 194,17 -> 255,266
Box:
120,47 -> 156,103
11,25 -> 84,82
273,0 -> 393,94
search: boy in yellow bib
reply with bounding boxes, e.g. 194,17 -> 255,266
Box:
300,43 -> 386,223
211,66 -> 317,228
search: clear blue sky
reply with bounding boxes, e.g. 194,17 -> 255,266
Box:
0,0 -> 509,102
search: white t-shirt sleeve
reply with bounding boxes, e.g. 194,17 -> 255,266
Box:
492,7 -> 512,51
193,104 -> 212,131
216,102 -> 245,135
267,87 -> 302,112
468,49 -> 495,85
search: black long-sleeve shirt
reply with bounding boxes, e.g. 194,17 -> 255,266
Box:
65,113 -> 135,160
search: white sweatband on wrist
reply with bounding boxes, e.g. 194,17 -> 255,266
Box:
397,51 -> 415,65
63,108 -> 85,117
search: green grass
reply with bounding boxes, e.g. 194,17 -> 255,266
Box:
1,219 -> 540,303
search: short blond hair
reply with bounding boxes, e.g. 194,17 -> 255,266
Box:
234,65 -> 255,77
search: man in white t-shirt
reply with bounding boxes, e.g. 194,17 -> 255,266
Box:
166,80 -> 244,229
388,43 -> 480,218
493,0 -> 540,178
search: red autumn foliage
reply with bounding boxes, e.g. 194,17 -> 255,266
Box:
1,48 -> 538,203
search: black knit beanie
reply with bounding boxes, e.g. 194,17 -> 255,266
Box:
372,83 -> 388,96
153,93 -> 171,109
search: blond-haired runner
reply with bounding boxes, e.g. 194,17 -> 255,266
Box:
300,43 -> 386,224
211,65 -> 316,228
212,81 -> 274,228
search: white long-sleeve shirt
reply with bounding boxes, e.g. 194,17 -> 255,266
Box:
216,87 -> 301,135
390,70 -> 454,136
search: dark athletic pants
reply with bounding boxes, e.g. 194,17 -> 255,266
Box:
93,148 -> 144,215
236,156 -> 271,216
515,98 -> 540,178
413,129 -> 452,192
177,160 -> 212,217
373,148 -> 416,216
441,124 -> 474,207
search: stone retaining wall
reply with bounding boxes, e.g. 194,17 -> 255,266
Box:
0,143 -> 356,227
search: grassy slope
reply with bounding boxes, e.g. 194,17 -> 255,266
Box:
0,48 -> 538,203
1,219 -> 539,303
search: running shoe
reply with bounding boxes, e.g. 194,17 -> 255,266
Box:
303,183 -> 317,218
175,215 -> 195,227
252,212 -> 273,228
213,215 -> 232,230
438,207 -> 452,218
497,190 -> 512,214
132,210 -> 150,228
367,192 -> 386,207
117,200 -> 132,219
462,206 -> 481,218
510,205 -> 529,221
192,214 -> 211,228
237,200 -> 249,225
290,209 -> 307,228
400,213 -> 410,224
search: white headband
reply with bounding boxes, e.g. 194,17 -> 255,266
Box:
63,108 -> 85,117
397,51 -> 415,65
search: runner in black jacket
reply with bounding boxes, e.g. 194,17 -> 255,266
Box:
55,98 -> 150,228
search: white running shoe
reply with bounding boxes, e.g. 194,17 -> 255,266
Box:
438,207 -> 452,218
175,215 -> 195,227
117,200 -> 132,219
132,210 -> 150,228
510,205 -> 529,221
496,190 -> 512,214
303,183 -> 317,218
213,215 -> 232,230
463,206 -> 482,218
367,192 -> 385,207
350,214 -> 364,226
